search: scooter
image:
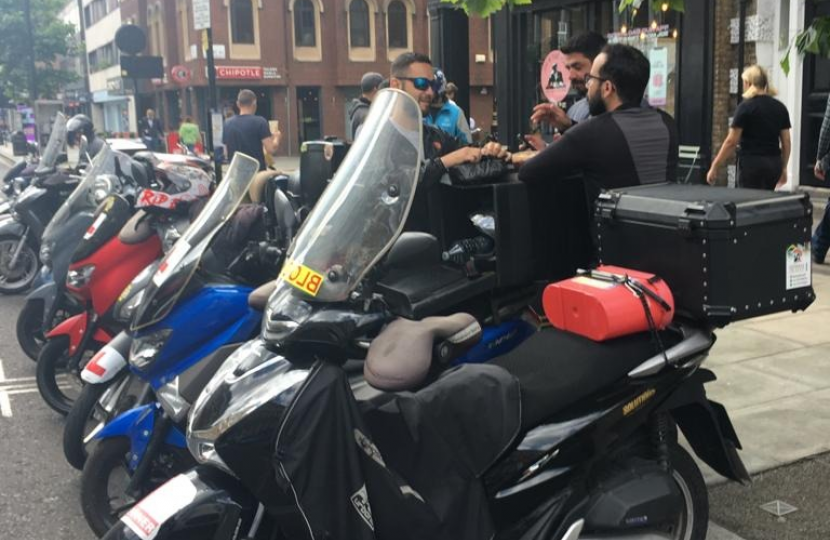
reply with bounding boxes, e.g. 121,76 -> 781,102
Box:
99,90 -> 748,540
0,114 -> 73,293
18,146 -> 213,361
77,150 -> 536,537
34,145 -> 168,415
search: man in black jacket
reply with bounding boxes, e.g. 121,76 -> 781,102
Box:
519,44 -> 678,208
387,52 -> 509,230
348,72 -> 383,140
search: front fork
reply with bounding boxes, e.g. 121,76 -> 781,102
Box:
8,226 -> 29,270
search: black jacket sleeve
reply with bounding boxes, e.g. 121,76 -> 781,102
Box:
518,123 -> 589,185
421,125 -> 461,189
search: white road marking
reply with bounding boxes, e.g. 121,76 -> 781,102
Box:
0,359 -> 11,417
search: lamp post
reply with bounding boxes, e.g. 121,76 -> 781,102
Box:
22,0 -> 38,145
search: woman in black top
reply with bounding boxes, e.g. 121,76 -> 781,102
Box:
707,65 -> 791,190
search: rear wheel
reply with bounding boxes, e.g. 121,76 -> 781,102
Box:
0,234 -> 39,294
36,336 -> 93,415
666,444 -> 708,540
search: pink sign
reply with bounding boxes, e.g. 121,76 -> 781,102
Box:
540,50 -> 571,104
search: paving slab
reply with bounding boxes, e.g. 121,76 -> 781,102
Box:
734,308 -> 830,346
704,363 -> 816,411
707,327 -> 805,366
736,344 -> 830,389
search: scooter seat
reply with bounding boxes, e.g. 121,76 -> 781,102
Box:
248,280 -> 276,310
492,326 -> 683,430
365,313 -> 482,391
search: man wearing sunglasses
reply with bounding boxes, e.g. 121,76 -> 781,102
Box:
518,44 -> 677,215
388,52 -> 510,230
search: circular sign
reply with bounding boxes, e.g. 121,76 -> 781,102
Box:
115,24 -> 147,55
540,50 -> 571,104
170,65 -> 192,85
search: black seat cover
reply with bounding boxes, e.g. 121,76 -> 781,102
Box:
492,327 -> 681,430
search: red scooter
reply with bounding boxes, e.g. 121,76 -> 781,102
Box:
36,195 -> 163,417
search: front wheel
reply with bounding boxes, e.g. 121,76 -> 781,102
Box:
0,233 -> 39,294
36,336 -> 92,415
17,298 -> 46,360
667,444 -> 709,540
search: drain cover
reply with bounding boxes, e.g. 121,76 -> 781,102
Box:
759,500 -> 798,517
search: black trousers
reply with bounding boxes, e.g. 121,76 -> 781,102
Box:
738,154 -> 782,190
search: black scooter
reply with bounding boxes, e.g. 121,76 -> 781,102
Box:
99,90 -> 747,540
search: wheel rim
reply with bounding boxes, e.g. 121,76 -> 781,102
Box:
669,469 -> 695,540
0,239 -> 38,288
48,351 -> 91,410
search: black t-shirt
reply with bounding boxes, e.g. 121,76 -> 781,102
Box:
731,95 -> 791,157
222,114 -> 271,170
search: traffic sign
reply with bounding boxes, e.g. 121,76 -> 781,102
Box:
193,0 -> 210,30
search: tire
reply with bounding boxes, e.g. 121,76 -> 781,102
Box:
0,234 -> 39,294
81,437 -> 186,538
667,444 -> 709,540
63,374 -> 143,470
36,336 -> 90,415
17,298 -> 46,361
81,437 -> 135,538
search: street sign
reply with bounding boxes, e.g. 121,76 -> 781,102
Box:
120,56 -> 164,79
193,0 -> 210,31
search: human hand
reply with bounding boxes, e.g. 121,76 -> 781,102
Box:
815,161 -> 826,181
523,133 -> 546,151
510,150 -> 537,167
481,141 -> 510,161
706,168 -> 717,185
530,102 -> 572,132
776,170 -> 787,189
441,146 -> 483,169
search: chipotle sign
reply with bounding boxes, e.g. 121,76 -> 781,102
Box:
216,66 -> 263,80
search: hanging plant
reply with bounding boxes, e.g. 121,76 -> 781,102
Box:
440,0 -> 532,18
781,15 -> 830,75
618,0 -> 685,14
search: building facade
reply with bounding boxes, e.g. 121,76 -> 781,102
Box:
116,0 -> 494,156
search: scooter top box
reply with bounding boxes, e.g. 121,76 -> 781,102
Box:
595,184 -> 815,327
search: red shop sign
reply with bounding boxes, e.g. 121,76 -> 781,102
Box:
216,66 -> 263,80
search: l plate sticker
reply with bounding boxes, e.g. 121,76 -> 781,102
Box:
122,474 -> 198,540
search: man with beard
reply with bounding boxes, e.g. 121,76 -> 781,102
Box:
388,52 -> 509,230
518,44 -> 678,212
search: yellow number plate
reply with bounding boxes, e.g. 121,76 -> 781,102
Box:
280,259 -> 325,297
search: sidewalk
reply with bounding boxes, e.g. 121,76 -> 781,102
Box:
693,257 -> 830,484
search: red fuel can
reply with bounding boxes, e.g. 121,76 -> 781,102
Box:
542,265 -> 675,342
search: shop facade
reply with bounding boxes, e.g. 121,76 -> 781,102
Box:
494,0 -> 714,182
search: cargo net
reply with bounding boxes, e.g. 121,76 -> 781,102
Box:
577,269 -> 673,366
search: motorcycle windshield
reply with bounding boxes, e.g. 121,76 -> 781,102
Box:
35,113 -> 67,174
130,152 -> 260,331
274,89 -> 422,303
41,144 -> 133,247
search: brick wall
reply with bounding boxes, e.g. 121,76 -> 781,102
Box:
710,0 -> 758,185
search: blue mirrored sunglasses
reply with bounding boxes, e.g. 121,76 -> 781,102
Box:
398,76 -> 439,92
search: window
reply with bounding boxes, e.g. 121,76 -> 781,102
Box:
349,0 -> 370,48
294,0 -> 316,47
387,1 -> 407,49
177,0 -> 190,60
231,0 -> 255,44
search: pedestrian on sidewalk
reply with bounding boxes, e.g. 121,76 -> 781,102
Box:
810,94 -> 830,264
348,72 -> 383,140
707,65 -> 791,190
222,89 -> 281,172
138,109 -> 166,152
178,116 -> 201,153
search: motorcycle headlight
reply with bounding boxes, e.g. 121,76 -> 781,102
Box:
130,328 -> 172,370
39,244 -> 51,265
116,287 -> 146,323
67,264 -> 96,288
93,174 -> 117,203
156,378 -> 189,423
13,177 -> 26,195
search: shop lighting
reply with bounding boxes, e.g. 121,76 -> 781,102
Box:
661,2 -> 669,11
